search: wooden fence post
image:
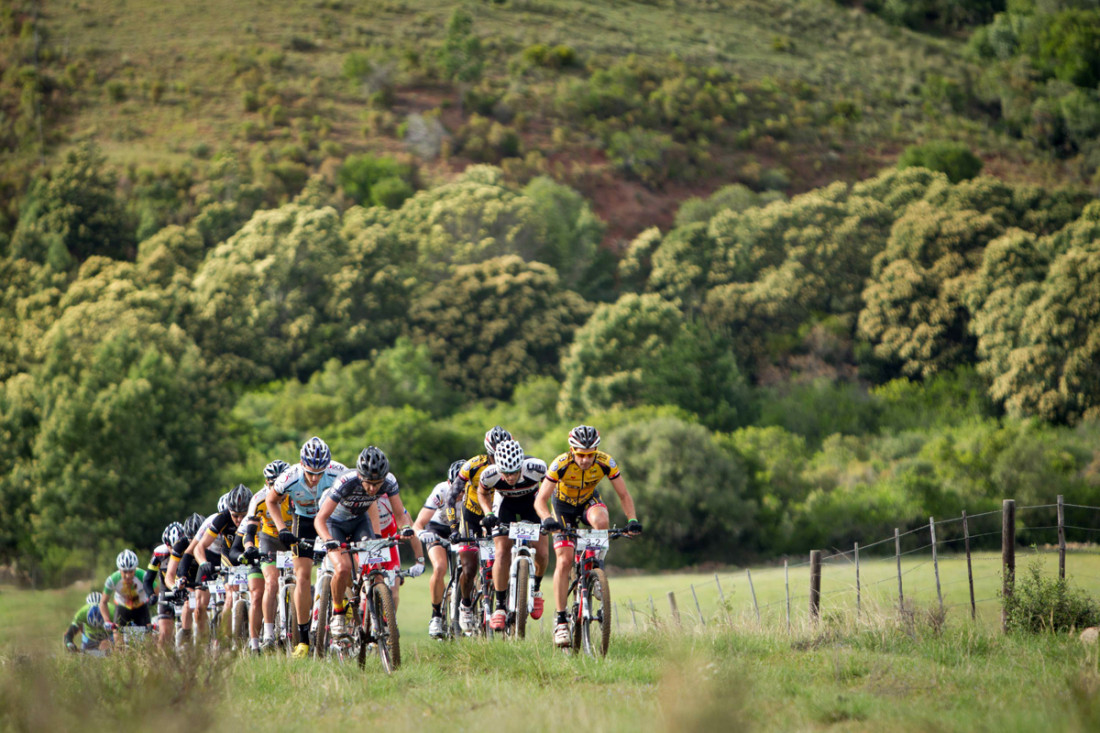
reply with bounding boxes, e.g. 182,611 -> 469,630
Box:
809,550 -> 821,623
930,517 -> 943,614
629,599 -> 638,630
1058,494 -> 1066,580
854,541 -> 861,620
649,595 -> 658,630
784,558 -> 791,633
963,510 -> 975,621
1002,499 -> 1016,633
895,528 -> 904,611
668,591 -> 681,628
747,569 -> 760,624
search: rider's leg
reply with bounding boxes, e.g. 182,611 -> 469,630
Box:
330,551 -> 351,610
493,535 -> 511,593
248,574 -> 264,644
586,505 -> 610,530
262,564 -> 279,628
553,541 -> 575,614
292,557 -> 313,637
428,544 -> 447,605
459,550 -> 478,601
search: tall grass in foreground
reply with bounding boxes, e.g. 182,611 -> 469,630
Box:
5,605 -> 1100,732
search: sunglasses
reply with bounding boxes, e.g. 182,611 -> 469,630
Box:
573,450 -> 597,458
303,467 -> 326,476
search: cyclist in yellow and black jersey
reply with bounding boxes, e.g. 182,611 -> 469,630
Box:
242,459 -> 294,652
535,425 -> 642,647
445,425 -> 511,633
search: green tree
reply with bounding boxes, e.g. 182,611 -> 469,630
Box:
9,143 -> 136,267
897,143 -> 983,183
409,255 -> 592,401
603,416 -> 755,567
559,293 -> 752,430
440,8 -> 484,85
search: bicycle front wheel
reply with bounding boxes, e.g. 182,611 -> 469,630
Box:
372,582 -> 400,673
514,559 -> 530,640
314,575 -> 332,659
233,600 -> 249,648
582,568 -> 612,657
285,587 -> 299,657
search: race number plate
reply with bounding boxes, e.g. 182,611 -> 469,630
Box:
577,529 -> 609,551
508,522 -> 540,542
357,539 -> 390,566
478,541 -> 495,561
277,551 -> 294,570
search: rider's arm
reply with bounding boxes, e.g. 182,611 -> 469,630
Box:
267,486 -> 288,533
164,554 -> 180,589
314,496 -> 337,542
243,520 -> 260,548
607,474 -> 638,521
193,528 -> 215,564
367,501 -> 382,537
98,594 -> 111,626
388,494 -> 411,531
535,477 -> 554,520
476,481 -> 494,516
412,506 -> 434,533
407,531 -> 425,564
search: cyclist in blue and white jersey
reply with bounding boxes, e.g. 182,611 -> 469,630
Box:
314,446 -> 416,638
267,436 -> 347,658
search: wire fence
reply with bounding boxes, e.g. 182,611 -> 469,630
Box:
608,497 -> 1100,635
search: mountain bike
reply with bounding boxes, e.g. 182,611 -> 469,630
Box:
228,565 -> 250,649
273,550 -> 300,655
563,527 -> 628,657
501,520 -> 540,639
316,538 -> 411,673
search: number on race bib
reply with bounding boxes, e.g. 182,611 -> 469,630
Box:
577,529 -> 609,551
478,542 -> 495,561
508,522 -> 541,541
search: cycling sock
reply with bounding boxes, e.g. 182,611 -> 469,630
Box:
556,611 -> 567,624
460,599 -> 472,609
298,622 -> 311,641
495,589 -> 507,607
263,622 -> 274,639
333,602 -> 346,615
431,604 -> 442,618
534,575 -> 543,592
250,637 -> 260,650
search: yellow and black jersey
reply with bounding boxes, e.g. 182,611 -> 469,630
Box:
545,450 -> 620,506
460,454 -> 493,515
246,490 -> 293,539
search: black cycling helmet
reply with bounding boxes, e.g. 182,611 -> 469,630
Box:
357,446 -> 390,481
182,512 -> 205,540
484,425 -> 512,458
568,425 -> 600,452
263,459 -> 290,482
226,484 -> 252,513
448,459 -> 465,484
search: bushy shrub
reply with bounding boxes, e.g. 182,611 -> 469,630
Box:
1004,559 -> 1100,633
897,140 -> 983,183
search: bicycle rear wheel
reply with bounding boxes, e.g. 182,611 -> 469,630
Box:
233,600 -> 249,648
313,575 -> 332,659
285,587 -> 299,657
372,582 -> 400,673
582,568 -> 611,657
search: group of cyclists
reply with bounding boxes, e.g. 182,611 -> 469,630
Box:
64,424 -> 643,656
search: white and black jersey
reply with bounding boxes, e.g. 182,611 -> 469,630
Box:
478,457 -> 547,499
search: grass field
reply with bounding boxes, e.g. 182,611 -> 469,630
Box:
4,551 -> 1100,731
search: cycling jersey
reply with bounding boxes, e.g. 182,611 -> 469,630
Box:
479,457 -> 547,500
104,569 -> 151,609
273,462 -> 348,518
544,450 -> 620,506
245,490 -> 293,539
421,481 -> 450,526
324,470 -> 399,521
147,543 -> 171,594
376,493 -> 395,530
71,603 -> 111,644
206,510 -> 242,547
450,454 -> 493,516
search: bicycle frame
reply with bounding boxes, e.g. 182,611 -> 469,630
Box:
505,521 -> 540,635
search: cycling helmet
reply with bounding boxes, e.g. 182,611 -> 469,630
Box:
226,484 -> 252,513
86,605 -> 105,628
217,492 -> 230,514
162,521 -> 184,547
357,446 -> 390,482
484,426 -> 512,458
263,459 -> 291,482
495,440 -> 524,473
116,549 -> 139,571
85,591 -> 103,607
300,436 -> 331,471
568,425 -> 601,452
448,459 -> 465,484
182,512 -> 205,540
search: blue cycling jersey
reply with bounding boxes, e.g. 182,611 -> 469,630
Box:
272,462 -> 348,518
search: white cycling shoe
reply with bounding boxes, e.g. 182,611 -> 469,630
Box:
459,604 -> 475,633
428,616 -> 444,638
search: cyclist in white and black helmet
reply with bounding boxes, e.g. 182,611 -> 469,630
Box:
478,439 -> 549,631
413,459 -> 465,638
100,549 -> 154,643
149,521 -> 183,647
446,425 -> 511,633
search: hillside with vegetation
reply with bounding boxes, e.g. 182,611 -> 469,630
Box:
1,0 -> 1099,584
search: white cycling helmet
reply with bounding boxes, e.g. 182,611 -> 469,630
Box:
85,591 -> 103,606
116,549 -> 139,571
495,440 -> 524,473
